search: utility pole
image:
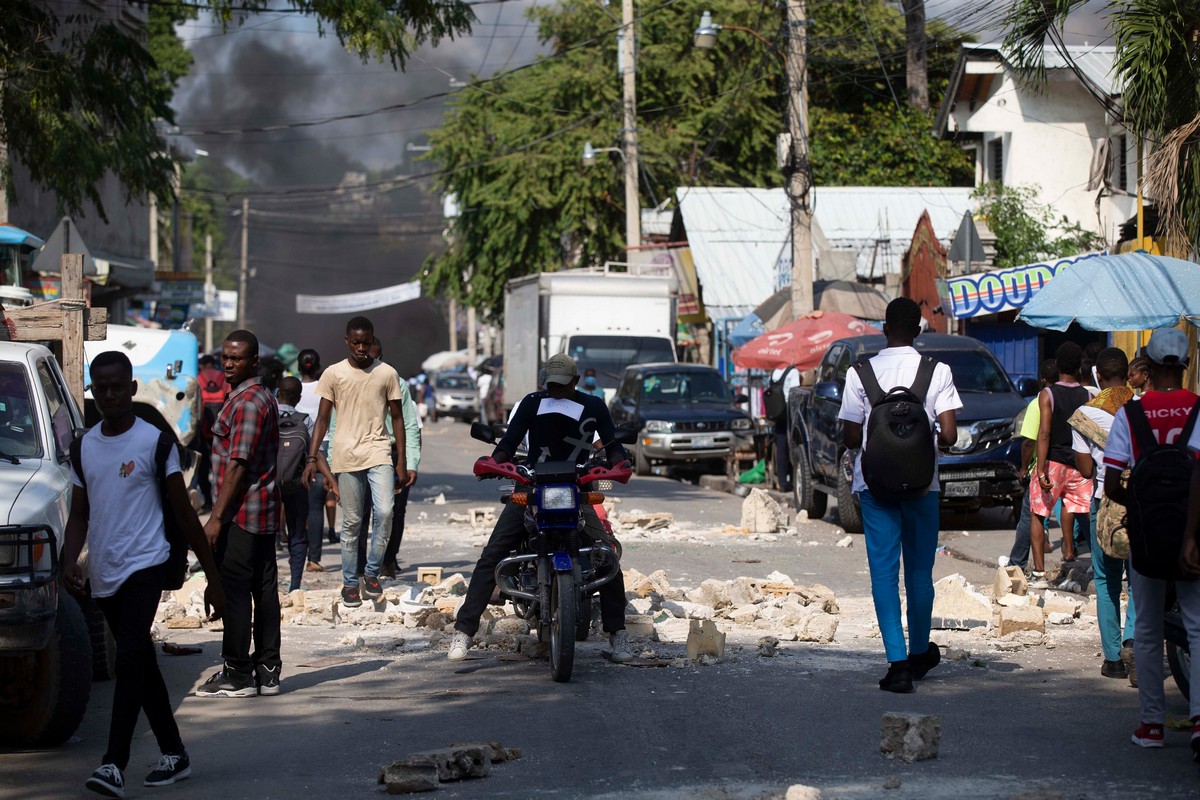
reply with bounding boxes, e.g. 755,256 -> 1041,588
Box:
786,0 -> 814,319
203,233 -> 214,353
467,305 -> 477,361
621,0 -> 642,250
237,195 -> 248,330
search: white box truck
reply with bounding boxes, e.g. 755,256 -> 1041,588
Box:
502,270 -> 676,412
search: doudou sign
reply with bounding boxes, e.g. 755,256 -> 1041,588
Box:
938,252 -> 1103,319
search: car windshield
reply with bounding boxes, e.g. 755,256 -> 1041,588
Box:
568,335 -> 676,388
939,351 -> 1013,393
436,375 -> 474,390
641,371 -> 731,405
0,361 -> 42,459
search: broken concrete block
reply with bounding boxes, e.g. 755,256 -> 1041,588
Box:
785,786 -> 822,800
686,619 -> 726,661
726,576 -> 763,606
416,567 -> 443,585
618,510 -> 674,530
740,488 -> 788,533
402,746 -> 491,782
449,741 -> 521,763
623,568 -> 655,598
730,604 -> 760,625
378,762 -> 438,794
930,574 -> 991,630
424,611 -> 452,630
794,612 -> 839,643
647,569 -> 673,594
880,712 -> 941,763
1040,591 -> 1082,617
164,615 -> 202,629
998,605 -> 1046,636
492,616 -> 530,635
993,565 -> 1028,599
434,573 -> 467,595
996,593 -> 1030,608
624,615 -> 656,638
757,636 -> 779,657
836,535 -> 853,548
1046,612 -> 1074,625
687,578 -> 732,609
676,601 -> 716,620
653,617 -> 692,643
468,506 -> 497,528
796,584 -> 839,614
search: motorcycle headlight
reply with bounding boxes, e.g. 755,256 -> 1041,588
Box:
731,417 -> 752,431
644,420 -> 674,433
540,486 -> 576,510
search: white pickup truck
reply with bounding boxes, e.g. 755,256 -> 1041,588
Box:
0,341 -> 96,747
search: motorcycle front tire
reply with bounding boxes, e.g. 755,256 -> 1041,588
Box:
549,572 -> 576,683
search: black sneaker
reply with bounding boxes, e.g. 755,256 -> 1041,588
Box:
341,585 -> 362,607
256,665 -> 281,696
1101,659 -> 1128,679
194,669 -> 256,698
85,763 -> 125,798
909,642 -> 941,680
362,576 -> 383,599
327,528 -> 340,544
144,752 -> 191,787
879,660 -> 914,693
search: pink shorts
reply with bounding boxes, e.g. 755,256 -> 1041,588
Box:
1030,461 -> 1093,517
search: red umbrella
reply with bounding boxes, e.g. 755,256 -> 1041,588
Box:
732,311 -> 874,371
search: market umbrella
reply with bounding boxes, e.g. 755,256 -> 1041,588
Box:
1018,252 -> 1200,331
421,349 -> 471,372
732,311 -> 874,371
742,281 -> 891,337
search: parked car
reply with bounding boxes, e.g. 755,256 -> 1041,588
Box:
788,333 -> 1038,532
609,363 -> 753,475
432,372 -> 479,422
0,342 -> 95,747
483,367 -> 506,425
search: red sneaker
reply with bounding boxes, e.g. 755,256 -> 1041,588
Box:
1130,722 -> 1164,748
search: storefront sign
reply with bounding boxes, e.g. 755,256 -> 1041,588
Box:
939,252 -> 1103,319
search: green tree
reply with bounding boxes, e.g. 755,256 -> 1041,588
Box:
1003,0 -> 1200,246
425,0 -> 972,317
0,0 -> 474,219
973,183 -> 1105,268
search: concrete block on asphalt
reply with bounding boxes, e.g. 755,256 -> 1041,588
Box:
740,488 -> 788,532
785,785 -> 822,800
416,566 -> 443,585
624,614 -> 656,638
686,619 -> 726,661
730,604 -> 760,625
993,565 -> 1028,598
1039,590 -> 1082,617
623,568 -> 655,598
687,578 -> 732,609
491,616 -> 529,635
726,576 -> 763,606
378,763 -> 438,793
164,615 -> 202,629
793,612 -> 839,643
402,745 -> 491,782
880,712 -> 941,763
996,593 -> 1030,607
930,574 -> 991,630
998,605 -> 1046,636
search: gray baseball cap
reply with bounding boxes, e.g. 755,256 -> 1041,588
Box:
544,353 -> 579,385
1144,328 -> 1190,367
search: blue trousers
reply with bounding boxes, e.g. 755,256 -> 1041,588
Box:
337,465 -> 394,587
860,490 -> 940,663
1090,494 -> 1135,661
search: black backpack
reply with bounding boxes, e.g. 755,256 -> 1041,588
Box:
852,357 -> 938,502
1124,399 -> 1200,581
277,409 -> 311,496
763,367 -> 794,423
70,428 -> 189,590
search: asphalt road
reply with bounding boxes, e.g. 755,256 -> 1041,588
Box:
3,421 -> 1197,799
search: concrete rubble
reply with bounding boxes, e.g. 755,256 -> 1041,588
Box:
739,488 -> 789,533
379,742 -> 521,794
930,574 -> 991,630
880,712 -> 941,763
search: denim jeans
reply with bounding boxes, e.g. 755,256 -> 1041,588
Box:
859,490 -> 940,663
282,489 -> 310,591
1089,494 -> 1135,661
1008,489 -> 1034,569
337,464 -> 394,587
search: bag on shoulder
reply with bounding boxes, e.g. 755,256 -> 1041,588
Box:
763,367 -> 793,423
70,428 -> 189,590
1123,399 -> 1200,580
852,357 -> 938,503
277,410 -> 311,495
1096,470 -> 1130,559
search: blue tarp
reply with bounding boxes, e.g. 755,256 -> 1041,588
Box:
0,225 -> 44,250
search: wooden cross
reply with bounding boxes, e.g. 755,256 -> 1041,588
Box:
3,254 -> 108,408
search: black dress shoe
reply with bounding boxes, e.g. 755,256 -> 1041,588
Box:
1101,659 -> 1128,679
879,660 -> 914,693
909,642 -> 942,680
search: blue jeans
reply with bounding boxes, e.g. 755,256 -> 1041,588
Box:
1009,489 -> 1034,569
282,489 -> 309,591
1090,494 -> 1135,661
859,490 -> 941,663
337,465 -> 394,587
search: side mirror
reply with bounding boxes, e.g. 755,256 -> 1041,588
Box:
614,427 -> 639,446
470,421 -> 496,444
813,381 -> 841,401
1015,377 -> 1040,398
734,393 -> 749,404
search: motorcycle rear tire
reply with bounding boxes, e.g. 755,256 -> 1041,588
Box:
575,594 -> 592,642
549,572 -> 576,683
1167,640 -> 1191,701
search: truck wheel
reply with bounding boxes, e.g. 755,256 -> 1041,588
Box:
0,592 -> 93,747
634,444 -> 651,476
836,451 -> 863,533
792,445 -> 827,520
80,595 -> 117,682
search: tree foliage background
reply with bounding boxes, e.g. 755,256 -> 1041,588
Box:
973,182 -> 1105,268
425,0 -> 973,317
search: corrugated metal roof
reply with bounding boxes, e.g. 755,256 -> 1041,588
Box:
966,42 -> 1120,96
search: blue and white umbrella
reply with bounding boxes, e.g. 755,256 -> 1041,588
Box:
1018,252 -> 1200,331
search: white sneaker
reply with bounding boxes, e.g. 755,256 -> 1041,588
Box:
609,630 -> 633,663
997,555 -> 1010,567
447,631 -> 472,661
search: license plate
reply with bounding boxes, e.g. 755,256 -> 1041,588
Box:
944,480 -> 980,498
693,435 -> 715,448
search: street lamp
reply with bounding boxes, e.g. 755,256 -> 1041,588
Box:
693,7 -> 814,319
582,141 -> 623,167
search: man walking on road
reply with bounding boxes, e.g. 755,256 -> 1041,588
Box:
304,316 -> 407,608
63,351 -> 226,796
839,298 -> 961,693
196,330 -> 283,699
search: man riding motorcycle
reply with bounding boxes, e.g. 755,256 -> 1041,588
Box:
449,354 -> 634,663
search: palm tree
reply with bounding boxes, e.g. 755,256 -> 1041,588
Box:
1003,0 -> 1200,248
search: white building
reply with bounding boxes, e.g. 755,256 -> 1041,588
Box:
935,43 -> 1136,244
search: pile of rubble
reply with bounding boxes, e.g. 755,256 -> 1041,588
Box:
154,575 -> 220,631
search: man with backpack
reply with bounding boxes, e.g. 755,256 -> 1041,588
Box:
62,350 -> 226,796
1102,328 -> 1200,759
276,376 -> 337,592
765,364 -> 800,493
838,298 -> 961,693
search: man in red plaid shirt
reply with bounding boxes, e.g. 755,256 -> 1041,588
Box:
196,329 -> 283,698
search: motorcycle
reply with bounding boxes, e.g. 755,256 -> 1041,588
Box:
470,422 -> 632,682
1165,585 -> 1191,700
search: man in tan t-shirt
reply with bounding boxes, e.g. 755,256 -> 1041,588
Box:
303,316 -> 406,608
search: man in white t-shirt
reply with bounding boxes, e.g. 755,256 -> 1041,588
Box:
768,365 -> 801,492
62,351 -> 225,797
1070,347 -> 1136,682
838,298 -> 960,694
